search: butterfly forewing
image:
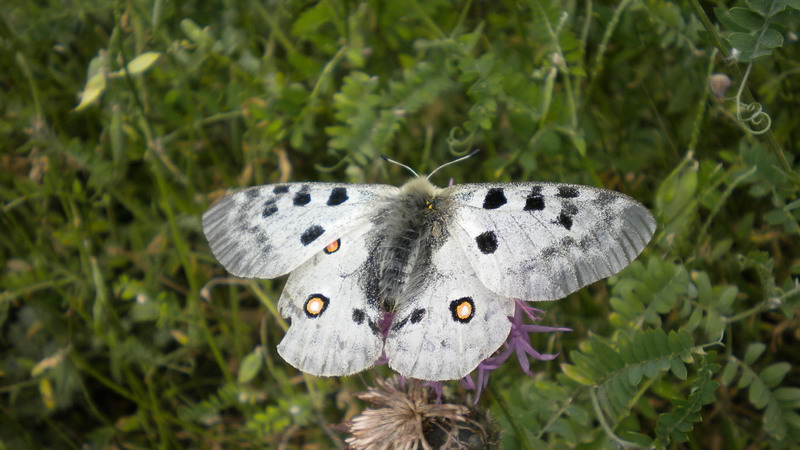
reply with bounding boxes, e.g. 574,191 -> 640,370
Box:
443,182 -> 656,301
202,183 -> 398,278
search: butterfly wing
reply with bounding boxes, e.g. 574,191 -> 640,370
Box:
276,224 -> 385,376
443,182 -> 656,300
202,183 -> 398,278
384,236 -> 514,381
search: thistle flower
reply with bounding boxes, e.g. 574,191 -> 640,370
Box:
461,300 -> 570,401
342,376 -> 498,449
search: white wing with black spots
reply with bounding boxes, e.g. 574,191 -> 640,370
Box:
202,183 -> 398,278
277,223 -> 384,377
385,236 -> 514,381
442,182 -> 656,301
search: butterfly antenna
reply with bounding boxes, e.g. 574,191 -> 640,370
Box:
381,155 -> 419,178
426,149 -> 480,180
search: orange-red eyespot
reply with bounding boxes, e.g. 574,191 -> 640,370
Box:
324,239 -> 341,254
449,297 -> 475,323
304,294 -> 330,318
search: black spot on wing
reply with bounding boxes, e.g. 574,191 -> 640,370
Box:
557,186 -> 580,198
300,225 -> 325,245
475,231 -> 498,254
245,189 -> 261,199
262,200 -> 278,218
554,201 -> 579,230
557,212 -> 573,230
293,192 -> 311,206
390,316 -> 408,332
352,309 -> 365,324
594,190 -> 619,207
562,203 -> 578,216
273,185 -> 290,194
561,236 -> 577,249
524,186 -> 545,211
410,308 -> 426,324
327,187 -> 349,206
483,188 -> 507,209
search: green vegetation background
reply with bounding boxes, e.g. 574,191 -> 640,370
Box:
2,0 -> 799,447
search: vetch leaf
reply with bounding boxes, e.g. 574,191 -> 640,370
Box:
760,362 -> 791,388
561,364 -> 595,385
744,342 -> 767,365
721,362 -> 739,386
759,29 -> 784,48
670,357 -> 688,380
726,7 -> 766,30
728,32 -> 757,52
749,378 -> 770,409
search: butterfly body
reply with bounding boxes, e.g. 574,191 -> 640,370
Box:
203,176 -> 655,380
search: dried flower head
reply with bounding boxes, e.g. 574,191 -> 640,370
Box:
342,376 -> 498,449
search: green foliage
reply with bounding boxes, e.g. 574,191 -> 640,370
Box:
718,0 -> 798,62
1,0 -> 799,447
720,343 -> 800,446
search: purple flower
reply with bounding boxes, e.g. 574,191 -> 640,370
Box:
462,300 -> 570,401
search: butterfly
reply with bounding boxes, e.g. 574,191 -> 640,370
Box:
202,155 -> 656,381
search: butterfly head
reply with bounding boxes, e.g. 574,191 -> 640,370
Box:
399,177 -> 441,212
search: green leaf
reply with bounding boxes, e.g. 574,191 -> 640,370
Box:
744,343 -> 767,365
774,387 -> 800,402
728,32 -> 757,52
670,357 -> 688,380
180,18 -> 211,45
291,2 -> 331,37
726,7 -> 766,30
667,330 -> 683,353
746,0 -> 779,16
721,362 -> 739,386
75,73 -> 106,111
560,364 -> 595,385
738,369 -> 756,389
760,362 -> 791,388
760,29 -> 784,48
749,378 -> 770,409
591,338 -> 625,371
126,52 -> 161,75
237,349 -> 263,384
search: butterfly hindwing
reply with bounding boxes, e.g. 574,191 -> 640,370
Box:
443,182 -> 656,300
277,224 -> 384,377
202,183 -> 398,278
385,236 -> 514,381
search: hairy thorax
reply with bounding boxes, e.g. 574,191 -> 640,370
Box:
372,178 -> 449,310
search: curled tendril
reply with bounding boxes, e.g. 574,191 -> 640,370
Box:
736,101 -> 772,135
731,62 -> 772,136
446,125 -> 476,150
